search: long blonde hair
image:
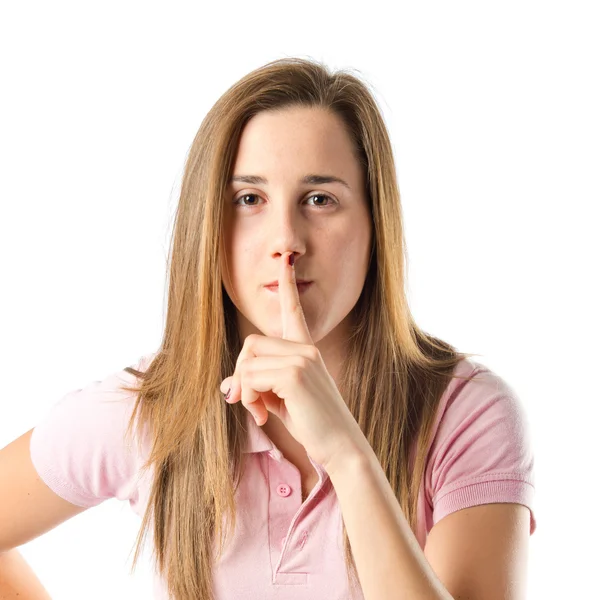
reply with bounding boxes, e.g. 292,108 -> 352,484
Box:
119,57 -> 482,600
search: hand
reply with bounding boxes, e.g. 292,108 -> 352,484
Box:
219,252 -> 367,472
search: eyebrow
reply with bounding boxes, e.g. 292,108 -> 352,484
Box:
228,174 -> 351,190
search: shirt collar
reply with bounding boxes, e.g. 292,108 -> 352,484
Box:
241,411 -> 328,479
242,410 -> 279,455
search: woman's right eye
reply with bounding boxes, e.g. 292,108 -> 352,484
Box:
233,193 -> 260,207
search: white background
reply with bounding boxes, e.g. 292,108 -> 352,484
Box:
1,1 -> 598,598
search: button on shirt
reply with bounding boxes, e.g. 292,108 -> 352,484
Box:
29,353 -> 537,599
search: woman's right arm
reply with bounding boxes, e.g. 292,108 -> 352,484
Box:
0,428 -> 90,599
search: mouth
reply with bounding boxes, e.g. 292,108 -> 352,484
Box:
264,282 -> 313,294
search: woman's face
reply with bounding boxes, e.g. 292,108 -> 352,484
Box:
221,106 -> 373,360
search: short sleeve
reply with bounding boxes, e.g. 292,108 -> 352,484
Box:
29,356 -> 151,509
426,364 -> 537,535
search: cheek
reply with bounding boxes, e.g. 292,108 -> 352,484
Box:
333,238 -> 367,278
229,240 -> 260,289
219,235 -> 245,299
219,243 -> 234,291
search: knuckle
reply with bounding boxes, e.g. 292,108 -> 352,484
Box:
291,364 -> 304,383
296,356 -> 310,371
307,345 -> 320,361
239,358 -> 251,376
247,333 -> 260,346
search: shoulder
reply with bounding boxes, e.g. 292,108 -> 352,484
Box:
29,352 -> 156,508
424,358 -> 536,534
433,358 -> 532,446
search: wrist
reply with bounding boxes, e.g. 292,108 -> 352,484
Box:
323,437 -> 371,478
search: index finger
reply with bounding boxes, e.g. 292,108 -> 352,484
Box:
279,252 -> 313,345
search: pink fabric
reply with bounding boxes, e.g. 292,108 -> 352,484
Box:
30,352 -> 536,599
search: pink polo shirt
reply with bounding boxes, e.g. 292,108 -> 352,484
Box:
30,352 -> 536,599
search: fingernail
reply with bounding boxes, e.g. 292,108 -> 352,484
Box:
288,253 -> 295,267
224,387 -> 231,400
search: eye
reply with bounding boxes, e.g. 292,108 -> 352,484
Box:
232,193 -> 336,209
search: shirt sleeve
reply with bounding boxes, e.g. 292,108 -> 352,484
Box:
29,355 -> 151,509
426,363 -> 537,535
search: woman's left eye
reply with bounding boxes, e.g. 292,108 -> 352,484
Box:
233,193 -> 335,208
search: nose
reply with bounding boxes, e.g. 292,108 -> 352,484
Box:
267,203 -> 307,261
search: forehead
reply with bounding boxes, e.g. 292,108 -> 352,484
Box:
231,107 -> 361,182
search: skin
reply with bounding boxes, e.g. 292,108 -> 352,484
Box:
220,105 -> 373,410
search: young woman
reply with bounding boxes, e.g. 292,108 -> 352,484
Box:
20,58 -> 536,600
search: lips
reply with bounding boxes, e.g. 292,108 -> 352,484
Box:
263,280 -> 311,287
265,281 -> 312,293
